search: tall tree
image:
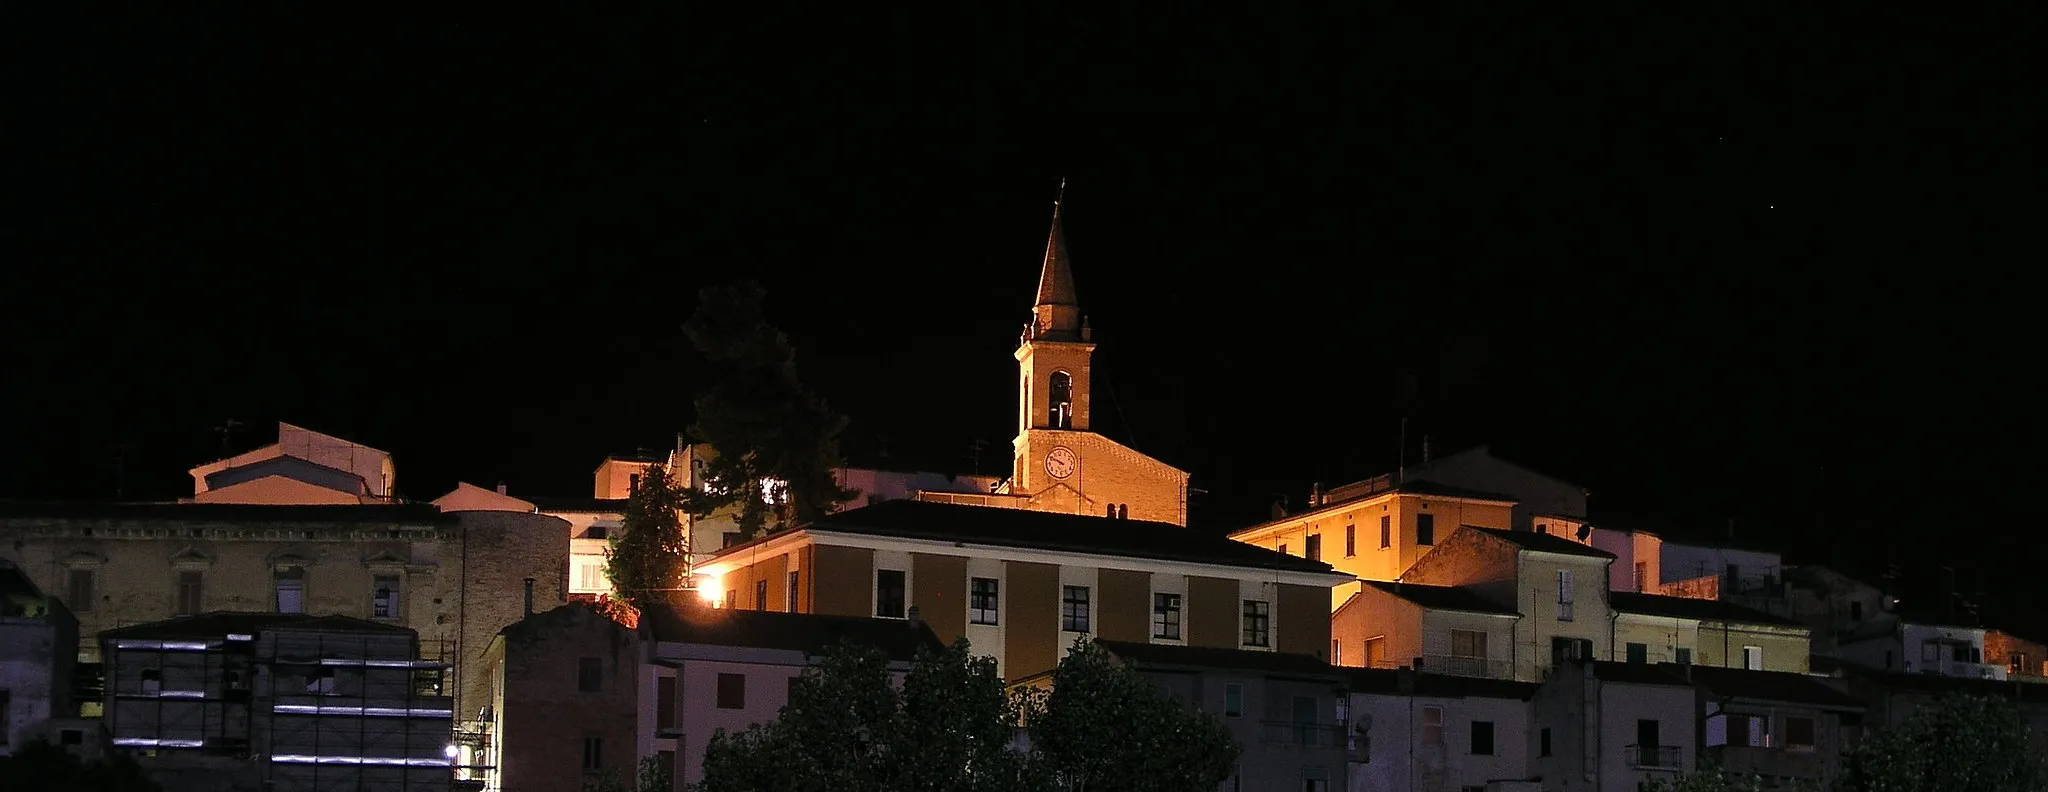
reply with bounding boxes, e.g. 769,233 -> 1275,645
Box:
1838,692 -> 2042,792
680,281 -> 855,539
605,462 -> 689,608
1023,639 -> 1239,791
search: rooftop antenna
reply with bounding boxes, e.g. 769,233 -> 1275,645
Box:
963,438 -> 988,476
214,418 -> 244,458
1397,417 -> 1408,483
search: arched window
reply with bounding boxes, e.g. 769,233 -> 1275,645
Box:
1048,371 -> 1073,428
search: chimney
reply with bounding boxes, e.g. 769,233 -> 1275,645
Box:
496,481 -> 508,496
1309,483 -> 1324,508
522,577 -> 535,617
907,606 -> 922,627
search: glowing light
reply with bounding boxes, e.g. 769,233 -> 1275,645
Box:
444,744 -> 460,759
697,575 -> 723,606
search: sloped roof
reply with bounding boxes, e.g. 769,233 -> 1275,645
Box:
1095,639 -> 1340,679
1475,527 -> 1616,560
1588,661 -> 1862,709
0,500 -> 450,524
1035,203 -> 1078,308
730,499 -> 1337,575
1346,667 -> 1542,700
101,611 -> 415,640
1610,592 -> 1806,627
641,598 -> 941,661
1363,580 -> 1519,615
526,496 -> 630,514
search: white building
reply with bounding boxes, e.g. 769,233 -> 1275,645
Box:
1,561 -> 79,756
1841,619 -> 2006,681
1344,667 -> 1541,792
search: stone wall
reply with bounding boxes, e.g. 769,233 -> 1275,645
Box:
492,604 -> 639,792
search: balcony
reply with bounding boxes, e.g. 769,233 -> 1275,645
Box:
1260,720 -> 1347,749
1416,654 -> 1514,679
1628,744 -> 1683,769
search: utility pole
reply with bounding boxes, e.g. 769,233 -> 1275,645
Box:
963,438 -> 988,477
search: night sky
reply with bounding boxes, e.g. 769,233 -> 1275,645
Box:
4,9 -> 2036,627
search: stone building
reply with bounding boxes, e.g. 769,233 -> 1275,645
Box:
0,501 -> 568,728
2,560 -> 78,755
480,602 -> 639,792
1389,526 -> 1618,682
693,498 -> 1349,682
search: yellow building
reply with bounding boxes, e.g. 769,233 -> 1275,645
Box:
1610,591 -> 1812,673
1394,525 -> 1618,682
1228,480 -> 1515,610
916,201 -> 1191,525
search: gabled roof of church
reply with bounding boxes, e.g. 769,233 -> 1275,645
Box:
1035,202 -> 1078,308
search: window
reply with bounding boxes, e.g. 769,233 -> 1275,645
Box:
1627,642 -> 1648,664
1379,516 -> 1391,548
876,570 -> 906,618
1363,636 -> 1386,668
1921,643 -> 1940,663
1540,727 -> 1552,757
578,657 -> 602,692
1048,371 -> 1073,427
372,575 -> 399,619
1785,716 -> 1816,751
1153,593 -> 1182,639
787,571 -> 800,612
1421,706 -> 1444,745
1556,569 -> 1575,621
629,473 -> 641,492
2013,652 -> 2031,677
1675,647 -> 1693,665
577,563 -> 604,591
970,578 -> 1000,625
1345,525 -> 1356,557
1061,586 -> 1091,632
141,668 -> 162,694
1224,683 -> 1243,717
175,571 -> 203,616
582,736 -> 603,771
68,569 -> 94,613
1305,534 -> 1322,561
716,673 -> 745,709
721,531 -> 740,551
1634,561 -> 1649,593
1416,513 -> 1435,546
1241,600 -> 1270,647
585,525 -> 608,540
754,579 -> 768,610
1332,640 -> 1342,666
1471,720 -> 1495,755
1742,645 -> 1763,670
723,589 -> 736,610
1279,543 -> 1289,556
656,676 -> 676,730
1304,780 -> 1329,792
275,568 -> 305,614
1451,629 -> 1488,660
1850,600 -> 1864,620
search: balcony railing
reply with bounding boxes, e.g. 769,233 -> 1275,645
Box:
1628,744 -> 1683,769
1415,654 -> 1514,679
1259,720 -> 1347,748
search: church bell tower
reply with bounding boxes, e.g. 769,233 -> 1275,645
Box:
1012,194 -> 1097,490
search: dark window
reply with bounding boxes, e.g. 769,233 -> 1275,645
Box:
656,676 -> 676,729
585,525 -> 608,540
656,751 -> 676,787
175,571 -> 203,616
578,657 -> 602,692
1153,593 -> 1182,639
1850,600 -> 1864,620
1345,525 -> 1356,557
1726,564 -> 1739,585
1279,543 -> 1288,556
754,579 -> 767,610
970,578 -> 999,625
1540,727 -> 1552,757
60,728 -> 82,746
68,569 -> 94,613
1675,648 -> 1693,665
1627,643 -> 1648,664
1380,516 -> 1391,548
1062,586 -> 1091,632
274,568 -> 304,614
1305,535 -> 1322,562
1048,371 -> 1073,427
876,570 -> 906,618
716,673 -> 746,709
372,575 -> 399,619
1242,600 -> 1270,647
721,531 -> 740,550
1785,716 -> 1816,750
1224,683 -> 1243,717
1637,718 -> 1661,749
629,473 -> 641,492
581,736 -> 603,771
787,571 -> 800,612
1416,513 -> 1435,546
1471,720 -> 1495,755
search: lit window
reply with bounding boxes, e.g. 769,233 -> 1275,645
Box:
275,568 -> 305,614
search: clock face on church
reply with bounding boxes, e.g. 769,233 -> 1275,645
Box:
1045,447 -> 1077,480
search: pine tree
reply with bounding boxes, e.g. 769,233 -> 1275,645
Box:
605,462 -> 689,608
679,281 -> 855,539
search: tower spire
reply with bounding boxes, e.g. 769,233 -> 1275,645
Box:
1030,179 -> 1083,340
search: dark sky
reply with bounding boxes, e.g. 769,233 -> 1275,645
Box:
3,8 -> 2036,623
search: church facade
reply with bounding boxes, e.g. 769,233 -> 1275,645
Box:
921,202 -> 1192,526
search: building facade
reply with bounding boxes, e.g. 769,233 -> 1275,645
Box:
1381,445 -> 1588,531
1231,482 -> 1517,610
692,499 -> 1347,682
1332,581 -> 1520,680
1344,667 -> 1542,792
481,602 -> 641,792
1396,527 -> 1617,682
1531,661 -> 1698,792
1609,592 -> 1812,673
2,561 -> 79,756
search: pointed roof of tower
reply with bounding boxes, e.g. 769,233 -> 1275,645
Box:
1034,192 -> 1078,308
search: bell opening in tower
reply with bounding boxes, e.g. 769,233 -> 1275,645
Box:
1048,371 -> 1073,429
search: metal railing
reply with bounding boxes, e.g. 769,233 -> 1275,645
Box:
1259,720 -> 1347,748
1416,654 -> 1514,679
1628,744 -> 1683,768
